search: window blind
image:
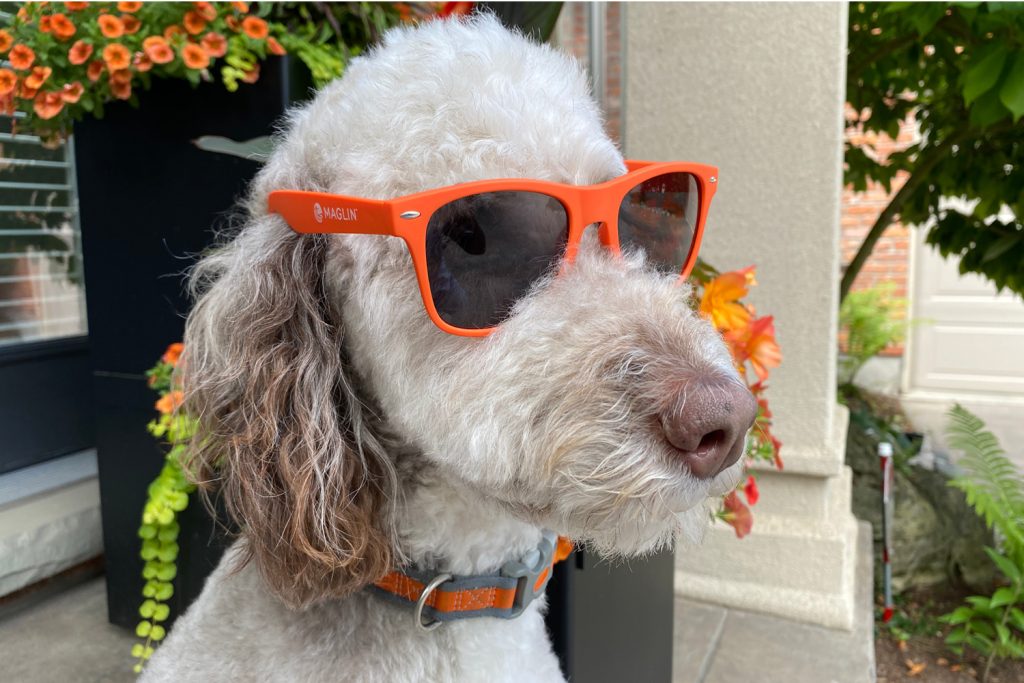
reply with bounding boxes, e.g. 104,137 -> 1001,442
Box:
0,113 -> 88,346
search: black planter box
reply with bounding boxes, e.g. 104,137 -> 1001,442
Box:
76,61 -> 293,628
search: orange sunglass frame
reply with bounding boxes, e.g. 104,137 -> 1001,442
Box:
268,160 -> 719,337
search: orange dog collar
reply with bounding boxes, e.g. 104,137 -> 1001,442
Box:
371,531 -> 574,630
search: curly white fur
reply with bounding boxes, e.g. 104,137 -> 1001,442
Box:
143,15 -> 746,683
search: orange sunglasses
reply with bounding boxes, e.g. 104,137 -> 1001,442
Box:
269,160 -> 718,337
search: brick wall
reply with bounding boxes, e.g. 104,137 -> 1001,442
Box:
841,114 -> 917,355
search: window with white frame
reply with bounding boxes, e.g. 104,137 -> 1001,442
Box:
0,113 -> 88,347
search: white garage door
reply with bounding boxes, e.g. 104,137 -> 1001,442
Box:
905,229 -> 1024,397
902,227 -> 1024,464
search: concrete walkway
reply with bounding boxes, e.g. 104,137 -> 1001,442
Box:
1,524 -> 875,682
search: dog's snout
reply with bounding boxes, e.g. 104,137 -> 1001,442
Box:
659,380 -> 758,479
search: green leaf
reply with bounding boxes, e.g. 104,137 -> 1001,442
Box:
997,622 -> 1011,645
970,88 -> 1012,128
999,52 -> 1024,122
944,606 -> 975,625
964,44 -> 1010,105
985,547 -> 1023,584
946,626 -> 968,644
1010,607 -> 1024,631
992,587 -> 1018,608
983,234 -> 1021,263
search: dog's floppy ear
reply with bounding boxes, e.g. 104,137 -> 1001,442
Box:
180,212 -> 397,609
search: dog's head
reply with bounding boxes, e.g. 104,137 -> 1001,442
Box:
182,15 -> 756,608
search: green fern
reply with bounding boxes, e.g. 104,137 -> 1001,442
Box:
946,404 -> 1024,564
940,405 -> 1024,681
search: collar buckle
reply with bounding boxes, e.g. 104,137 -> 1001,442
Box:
499,530 -> 558,618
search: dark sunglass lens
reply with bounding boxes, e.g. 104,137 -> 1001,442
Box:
617,172 -> 700,274
425,191 -> 569,329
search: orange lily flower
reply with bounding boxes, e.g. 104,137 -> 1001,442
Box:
61,81 -> 84,103
183,10 -> 206,35
161,343 -> 184,366
194,2 -> 218,21
121,14 -> 141,34
722,491 -> 753,539
0,69 -> 16,96
700,267 -> 755,332
33,91 -> 64,120
68,39 -> 93,65
9,44 -> 36,70
155,390 -> 185,415
98,13 -> 125,38
143,36 -> 175,64
729,315 -> 781,382
50,13 -> 76,40
24,66 -> 52,89
111,79 -> 131,100
103,43 -> 131,70
133,51 -> 153,72
267,36 -> 286,56
181,43 -> 209,70
242,16 -> 268,39
200,32 -> 227,58
86,60 -> 105,82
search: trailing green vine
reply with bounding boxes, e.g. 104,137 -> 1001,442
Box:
131,343 -> 196,675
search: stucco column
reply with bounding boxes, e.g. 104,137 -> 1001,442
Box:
625,2 -> 858,629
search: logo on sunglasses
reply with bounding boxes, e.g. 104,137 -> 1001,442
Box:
313,202 -> 358,224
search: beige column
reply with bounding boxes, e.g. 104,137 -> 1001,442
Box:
624,2 -> 858,629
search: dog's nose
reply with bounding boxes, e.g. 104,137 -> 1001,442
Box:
659,380 -> 758,479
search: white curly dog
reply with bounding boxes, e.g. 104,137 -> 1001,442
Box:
143,14 -> 756,683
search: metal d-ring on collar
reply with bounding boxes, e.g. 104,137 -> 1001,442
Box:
414,572 -> 453,632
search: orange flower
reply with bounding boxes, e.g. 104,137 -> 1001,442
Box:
0,29 -> 12,53
33,91 -> 64,120
103,43 -> 130,70
743,475 -> 759,506
86,60 -> 105,82
722,491 -> 753,539
181,43 -> 209,70
193,2 -> 217,21
161,343 -> 184,366
19,81 -> 38,99
231,1 -> 249,12
9,44 -> 36,70
155,390 -> 185,415
98,13 -> 124,38
133,51 -> 153,72
143,36 -> 175,64
39,15 -> 52,33
121,14 -> 141,34
68,39 -> 93,65
117,1 -> 142,11
65,2 -> 90,10
744,316 -> 782,382
242,16 -> 268,39
0,69 -> 15,96
200,32 -> 226,58
111,79 -> 131,100
267,36 -> 285,56
60,81 -> 84,103
50,12 -> 76,40
24,66 -> 52,89
183,10 -> 206,35
700,267 -> 755,332
240,63 -> 259,83
109,68 -> 131,86
163,24 -> 184,40
225,16 -> 240,32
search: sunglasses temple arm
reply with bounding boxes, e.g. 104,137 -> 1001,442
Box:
267,190 -> 399,236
